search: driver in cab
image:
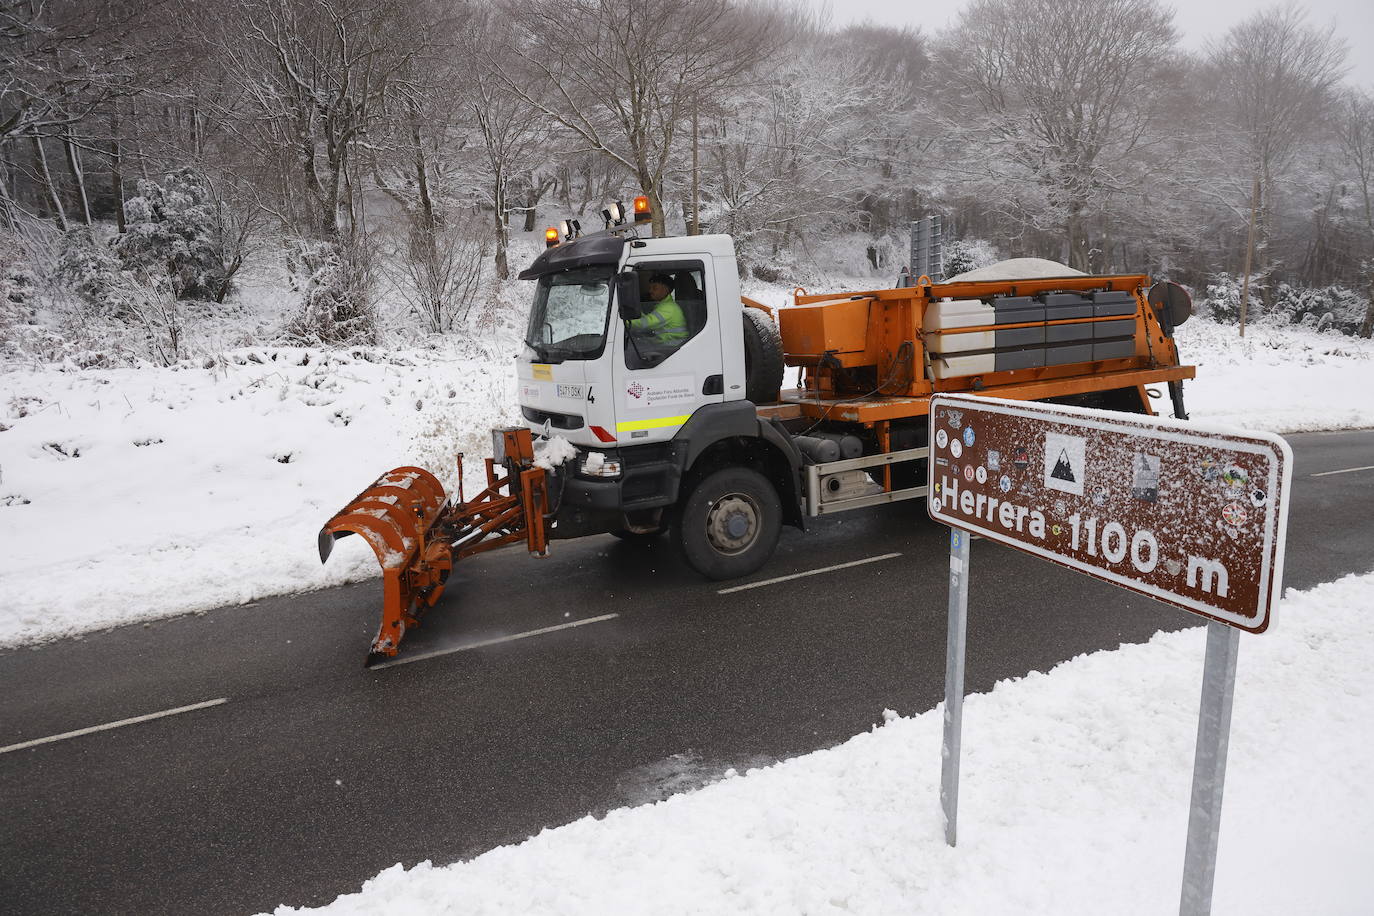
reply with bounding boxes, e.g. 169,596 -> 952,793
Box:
628,272 -> 689,346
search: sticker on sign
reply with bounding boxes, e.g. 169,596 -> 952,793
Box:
926,394 -> 1292,633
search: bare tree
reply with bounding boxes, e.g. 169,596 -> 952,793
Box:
217,0 -> 420,342
1334,89 -> 1374,337
1208,3 -> 1348,330
498,0 -> 778,235
220,0 -> 417,242
939,0 -> 1177,271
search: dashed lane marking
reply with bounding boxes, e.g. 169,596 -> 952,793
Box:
1,698 -> 229,755
716,552 -> 903,595
370,614 -> 620,670
1310,464 -> 1374,478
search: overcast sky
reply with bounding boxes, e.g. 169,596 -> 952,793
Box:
822,0 -> 1374,88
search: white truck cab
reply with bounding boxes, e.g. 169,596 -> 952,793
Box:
517,233 -> 750,448
515,229 -> 801,574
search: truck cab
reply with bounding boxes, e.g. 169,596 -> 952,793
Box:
516,232 -> 751,450
516,230 -> 800,578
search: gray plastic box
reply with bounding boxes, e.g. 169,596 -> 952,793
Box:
1046,321 -> 1093,342
995,325 -> 1046,347
994,348 -> 1046,371
1092,318 -> 1136,338
992,296 -> 1045,325
1092,290 -> 1136,317
1092,339 -> 1136,361
1045,342 -> 1094,366
1042,293 -> 1093,317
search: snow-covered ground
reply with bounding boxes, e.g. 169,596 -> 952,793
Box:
1,312 -> 1372,648
266,570 -> 1374,916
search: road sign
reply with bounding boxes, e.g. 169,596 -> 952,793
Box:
926,394 -> 1292,632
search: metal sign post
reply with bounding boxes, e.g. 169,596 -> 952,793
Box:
927,393 -> 1292,914
941,527 -> 971,847
1180,621 -> 1241,915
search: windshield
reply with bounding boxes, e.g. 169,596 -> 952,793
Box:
525,266 -> 615,362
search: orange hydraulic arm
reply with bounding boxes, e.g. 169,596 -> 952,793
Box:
318,427 -> 550,665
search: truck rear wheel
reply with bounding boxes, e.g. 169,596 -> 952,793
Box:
674,467 -> 782,580
742,308 -> 784,404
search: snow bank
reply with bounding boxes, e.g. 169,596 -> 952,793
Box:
0,343 -> 519,646
265,571 -> 1374,915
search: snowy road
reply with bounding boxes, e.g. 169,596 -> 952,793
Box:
1,430 -> 1371,916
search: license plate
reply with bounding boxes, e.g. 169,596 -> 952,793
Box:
556,384 -> 584,399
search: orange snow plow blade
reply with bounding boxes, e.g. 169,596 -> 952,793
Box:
318,428 -> 551,665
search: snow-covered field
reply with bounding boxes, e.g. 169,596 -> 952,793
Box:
266,570 -> 1374,916
1,312 -> 1372,648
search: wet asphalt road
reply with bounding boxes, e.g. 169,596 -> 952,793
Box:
1,429 -> 1371,915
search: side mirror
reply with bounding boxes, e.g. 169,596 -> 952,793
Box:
615,271 -> 642,320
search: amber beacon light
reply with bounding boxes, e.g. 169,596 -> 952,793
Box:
544,226 -> 559,247
633,196 -> 651,222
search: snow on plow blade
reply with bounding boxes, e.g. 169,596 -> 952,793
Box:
319,466 -> 454,664
318,428 -> 551,665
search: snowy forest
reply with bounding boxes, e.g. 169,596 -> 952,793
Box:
2,0 -> 1373,366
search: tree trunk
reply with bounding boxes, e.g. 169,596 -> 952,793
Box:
1257,166 -> 1274,312
689,100 -> 700,236
1065,199 -> 1088,273
493,169 -> 509,281
0,144 -> 17,230
110,108 -> 126,233
1361,277 -> 1374,339
1239,173 -> 1260,337
63,132 -> 92,225
30,133 -> 68,231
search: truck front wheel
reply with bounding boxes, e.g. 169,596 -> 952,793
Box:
674,467 -> 782,580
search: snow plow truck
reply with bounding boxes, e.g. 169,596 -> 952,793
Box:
320,197 -> 1196,664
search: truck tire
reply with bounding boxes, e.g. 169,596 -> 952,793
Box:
742,308 -> 784,404
673,467 -> 782,580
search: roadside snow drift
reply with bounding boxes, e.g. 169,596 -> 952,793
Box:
0,344 -> 518,645
265,571 -> 1374,915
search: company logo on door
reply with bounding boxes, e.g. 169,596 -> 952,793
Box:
624,374 -> 696,410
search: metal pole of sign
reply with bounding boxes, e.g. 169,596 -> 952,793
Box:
1179,621 -> 1242,916
941,526 -> 971,847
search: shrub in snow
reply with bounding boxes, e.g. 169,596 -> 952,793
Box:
943,238 -> 1001,277
1273,283 -> 1366,335
280,238 -> 378,346
389,213 -> 490,335
1200,273 -> 1244,323
112,169 -> 241,302
56,227 -> 127,316
0,234 -> 39,357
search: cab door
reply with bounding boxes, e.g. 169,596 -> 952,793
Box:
610,256 -> 724,446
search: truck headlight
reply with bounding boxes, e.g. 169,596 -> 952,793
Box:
580,453 -> 622,478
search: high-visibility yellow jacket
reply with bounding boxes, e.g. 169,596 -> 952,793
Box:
629,294 -> 689,343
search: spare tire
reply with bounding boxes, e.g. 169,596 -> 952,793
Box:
742,307 -> 784,404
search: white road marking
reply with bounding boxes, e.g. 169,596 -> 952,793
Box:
371,614 -> 620,669
716,552 -> 903,594
1311,464 -> 1374,478
0,698 -> 229,755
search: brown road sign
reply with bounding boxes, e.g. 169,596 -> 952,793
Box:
926,394 -> 1292,632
